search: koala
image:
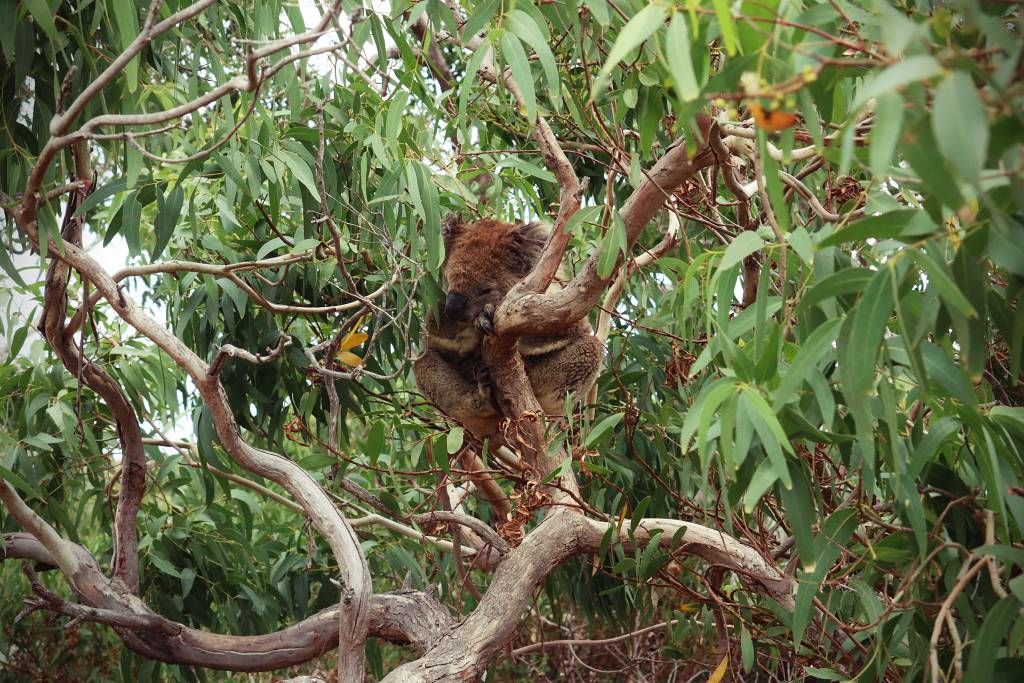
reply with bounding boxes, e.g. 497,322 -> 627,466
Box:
413,215 -> 604,438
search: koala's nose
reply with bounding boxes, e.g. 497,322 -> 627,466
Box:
444,292 -> 471,322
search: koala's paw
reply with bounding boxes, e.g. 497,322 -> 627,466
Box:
475,304 -> 496,335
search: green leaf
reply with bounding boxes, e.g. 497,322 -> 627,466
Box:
458,39 -> 491,121
779,463 -> 816,570
907,416 -> 960,479
679,378 -> 738,453
803,668 -> 846,681
111,0 -> 140,91
256,237 -> 286,261
664,13 -> 699,102
562,205 -> 603,237
905,250 -> 977,318
741,627 -> 754,673
153,185 -> 185,260
434,435 -> 450,472
903,117 -> 966,210
462,0 -> 499,40
851,55 -> 942,111
818,209 -> 935,247
773,317 -> 844,410
711,0 -> 738,55
893,472 -> 928,556
0,240 -> 25,287
964,596 -> 1019,683
628,497 -> 652,537
583,0 -> 611,25
446,427 -> 464,455
758,132 -> 790,233
585,412 -> 625,448
933,70 -> 989,186
720,231 -> 765,272
795,268 -> 874,316
499,32 -> 537,124
506,11 -> 561,109
742,460 -> 779,512
275,150 -> 320,200
740,387 -> 794,488
592,3 -> 667,98
787,227 -> 813,263
75,177 -> 127,217
597,213 -> 626,279
7,325 -> 28,359
840,267 -> 895,397
0,465 -> 44,501
870,93 -> 903,177
385,90 -> 408,143
121,192 -> 142,256
638,530 -> 667,581
414,162 -> 442,270
23,0 -> 60,44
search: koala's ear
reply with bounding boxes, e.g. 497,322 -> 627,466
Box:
515,221 -> 550,254
441,214 -> 465,252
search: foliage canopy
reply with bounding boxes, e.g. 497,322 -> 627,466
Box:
1,0 -> 1023,681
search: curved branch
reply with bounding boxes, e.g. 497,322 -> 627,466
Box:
0,486 -> 451,670
37,163 -> 147,593
381,509 -> 792,681
494,122 -> 716,339
512,619 -> 678,656
411,511 -> 510,555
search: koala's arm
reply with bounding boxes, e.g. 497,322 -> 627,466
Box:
413,348 -> 499,424
524,333 -> 604,417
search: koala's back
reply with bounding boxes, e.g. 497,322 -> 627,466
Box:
415,215 -> 604,434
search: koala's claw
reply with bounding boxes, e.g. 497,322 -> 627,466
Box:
476,304 -> 496,335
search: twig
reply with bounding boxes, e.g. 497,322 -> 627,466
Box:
208,333 -> 291,377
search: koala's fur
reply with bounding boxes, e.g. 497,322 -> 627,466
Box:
413,216 -> 604,437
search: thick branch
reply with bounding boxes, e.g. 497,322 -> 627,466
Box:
38,164 -> 147,593
381,508 -> 791,681
494,119 -> 716,338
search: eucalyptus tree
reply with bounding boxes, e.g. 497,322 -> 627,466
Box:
1,1 -> 1022,681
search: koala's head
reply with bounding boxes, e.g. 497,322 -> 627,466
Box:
439,214 -> 550,323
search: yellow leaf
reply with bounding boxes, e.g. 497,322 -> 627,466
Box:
337,351 -> 362,367
708,656 -> 729,683
617,502 -> 629,529
339,331 -> 368,351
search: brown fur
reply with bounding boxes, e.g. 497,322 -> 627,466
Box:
414,216 -> 604,437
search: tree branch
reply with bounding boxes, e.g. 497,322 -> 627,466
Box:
0,483 -> 453,669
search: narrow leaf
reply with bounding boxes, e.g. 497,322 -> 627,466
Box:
665,13 -> 699,102
818,209 -> 935,247
585,412 -> 624,448
506,11 -> 561,109
592,4 -> 667,98
720,231 -> 765,272
851,55 -> 942,111
500,32 -> 537,124
933,70 -> 988,186
711,0 -> 738,55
